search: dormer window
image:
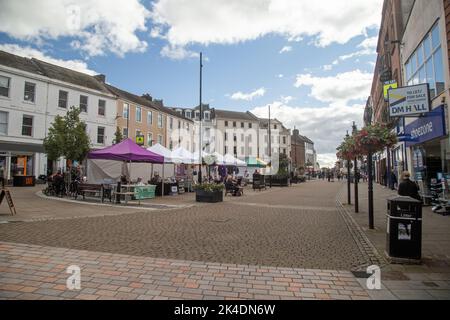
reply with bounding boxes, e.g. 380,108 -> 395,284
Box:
186,110 -> 192,118
204,111 -> 210,120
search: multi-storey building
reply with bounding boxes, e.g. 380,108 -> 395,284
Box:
290,128 -> 316,172
161,101 -> 194,152
256,118 -> 291,160
105,85 -> 166,148
0,51 -> 116,180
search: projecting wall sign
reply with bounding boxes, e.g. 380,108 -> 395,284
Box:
388,83 -> 430,117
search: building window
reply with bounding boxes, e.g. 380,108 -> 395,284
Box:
233,134 -> 237,142
233,146 -> 237,156
0,111 -> 8,135
224,132 -> 228,141
186,110 -> 191,118
79,95 -> 88,112
22,115 -> 33,136
274,124 -> 277,130
225,120 -> 228,127
248,135 -> 252,142
97,126 -> 105,144
204,111 -> 210,120
136,106 -> 142,122
224,146 -> 228,154
169,117 -> 173,129
24,82 -> 36,102
58,90 -> 68,108
233,121 -> 236,127
147,132 -> 153,146
147,111 -> 153,125
241,146 -> 244,155
195,111 -> 200,119
123,127 -> 128,138
283,148 -> 286,155
98,99 -> 106,116
405,22 -> 444,98
0,76 -> 10,97
283,136 -> 286,144
178,120 -> 181,129
248,123 -> 252,129
158,113 -> 163,128
157,134 -> 163,145
123,103 -> 129,119
241,122 -> 244,128
241,133 -> 244,142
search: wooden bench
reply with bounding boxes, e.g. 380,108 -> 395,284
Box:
76,184 -> 111,203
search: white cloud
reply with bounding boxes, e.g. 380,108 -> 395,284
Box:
0,43 -> 97,75
277,74 -> 284,78
250,100 -> 365,167
0,0 -> 150,57
331,36 -> 378,66
230,87 -> 266,101
160,45 -> 199,60
280,95 -> 294,103
294,69 -> 373,105
279,46 -> 292,54
322,64 -> 333,71
150,0 -> 381,48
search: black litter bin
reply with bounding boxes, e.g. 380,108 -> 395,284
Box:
386,196 -> 422,260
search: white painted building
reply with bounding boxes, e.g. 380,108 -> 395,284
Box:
0,51 -> 116,181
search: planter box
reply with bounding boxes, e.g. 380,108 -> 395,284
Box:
195,189 -> 223,203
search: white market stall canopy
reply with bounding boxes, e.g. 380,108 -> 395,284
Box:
147,143 -> 174,163
171,147 -> 196,164
223,154 -> 247,166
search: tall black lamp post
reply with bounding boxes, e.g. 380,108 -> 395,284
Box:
198,52 -> 203,184
352,121 -> 359,213
346,130 -> 351,205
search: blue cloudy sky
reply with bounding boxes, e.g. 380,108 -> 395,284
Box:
0,0 -> 382,167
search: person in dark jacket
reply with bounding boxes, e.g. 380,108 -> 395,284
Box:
398,171 -> 421,201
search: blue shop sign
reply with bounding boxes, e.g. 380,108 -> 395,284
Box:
402,105 -> 446,147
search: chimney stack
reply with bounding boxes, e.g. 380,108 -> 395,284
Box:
94,74 -> 106,83
141,93 -> 153,101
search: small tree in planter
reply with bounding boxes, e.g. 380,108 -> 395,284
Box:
194,182 -> 224,203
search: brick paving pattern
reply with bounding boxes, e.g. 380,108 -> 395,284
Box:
0,183 -> 369,270
0,241 -> 370,300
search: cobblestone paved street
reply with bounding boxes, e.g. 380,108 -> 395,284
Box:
0,181 -> 370,270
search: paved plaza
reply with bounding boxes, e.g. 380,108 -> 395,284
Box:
0,180 -> 450,300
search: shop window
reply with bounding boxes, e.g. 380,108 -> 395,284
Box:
11,155 -> 33,176
79,95 -> 88,112
22,115 -> 33,136
0,111 -> 7,135
24,82 -> 36,103
97,126 -> 105,144
98,99 -> 106,116
58,90 -> 68,108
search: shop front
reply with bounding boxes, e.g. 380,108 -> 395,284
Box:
0,141 -> 45,186
404,105 -> 448,195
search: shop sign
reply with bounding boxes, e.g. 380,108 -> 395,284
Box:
383,80 -> 397,101
388,83 -> 431,117
404,105 -> 446,147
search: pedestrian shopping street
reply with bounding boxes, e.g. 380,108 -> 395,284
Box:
1,179 -> 449,300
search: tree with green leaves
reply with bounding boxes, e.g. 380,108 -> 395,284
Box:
43,106 -> 91,162
113,126 -> 123,144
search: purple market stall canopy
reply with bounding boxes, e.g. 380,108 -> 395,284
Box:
88,138 -> 164,163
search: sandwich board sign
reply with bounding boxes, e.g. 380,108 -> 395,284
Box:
0,188 -> 16,215
388,83 -> 430,117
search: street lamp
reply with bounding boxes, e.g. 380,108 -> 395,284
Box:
346,130 -> 351,205
352,121 -> 359,213
198,52 -> 203,184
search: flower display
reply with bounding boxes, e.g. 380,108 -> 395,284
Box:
353,123 -> 397,155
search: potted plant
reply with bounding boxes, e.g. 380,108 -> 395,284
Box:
353,123 -> 397,155
194,182 -> 224,203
